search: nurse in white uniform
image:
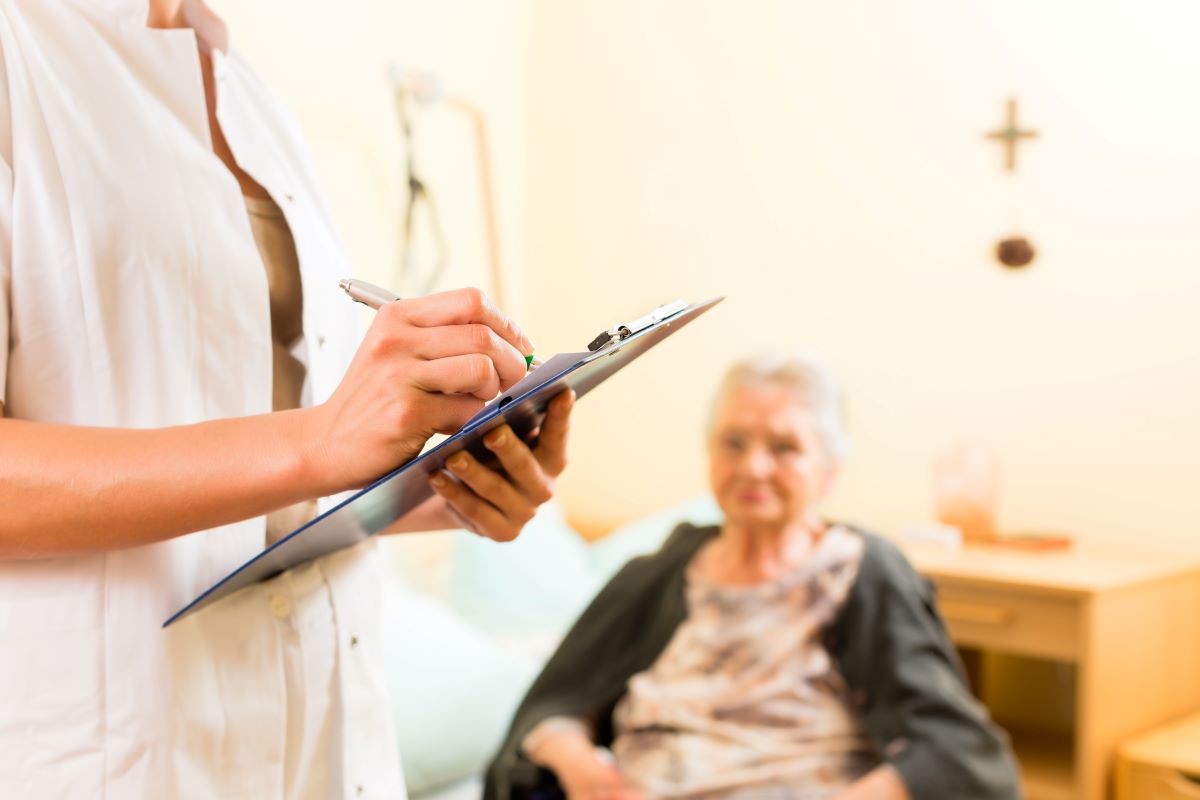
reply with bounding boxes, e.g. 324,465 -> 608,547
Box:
0,0 -> 573,797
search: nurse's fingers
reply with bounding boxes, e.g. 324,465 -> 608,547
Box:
533,390 -> 574,476
410,354 -> 501,401
407,324 -> 527,392
481,425 -> 554,505
396,288 -> 533,358
410,393 -> 488,436
445,448 -> 536,523
429,469 -> 525,542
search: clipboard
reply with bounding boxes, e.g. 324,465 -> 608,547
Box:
165,296 -> 723,626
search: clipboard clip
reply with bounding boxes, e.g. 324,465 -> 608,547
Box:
587,299 -> 689,352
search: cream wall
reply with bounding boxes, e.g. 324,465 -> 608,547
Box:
211,1 -> 1200,553
210,0 -> 532,313
526,1 -> 1200,550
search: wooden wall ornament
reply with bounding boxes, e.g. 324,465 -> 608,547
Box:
996,236 -> 1036,269
986,97 -> 1039,269
985,97 -> 1038,172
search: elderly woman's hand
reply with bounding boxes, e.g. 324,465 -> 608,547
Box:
554,749 -> 642,800
428,389 -> 574,542
524,717 -> 642,800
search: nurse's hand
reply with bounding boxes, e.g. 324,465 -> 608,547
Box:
428,389 -> 574,542
300,288 -> 533,493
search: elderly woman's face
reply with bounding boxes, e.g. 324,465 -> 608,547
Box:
707,384 -> 836,529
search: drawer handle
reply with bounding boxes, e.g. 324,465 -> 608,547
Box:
1162,773 -> 1200,798
940,601 -> 1014,626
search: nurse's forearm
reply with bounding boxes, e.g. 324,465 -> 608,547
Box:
0,409 -> 330,559
0,289 -> 545,559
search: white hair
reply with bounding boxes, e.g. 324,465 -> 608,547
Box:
708,351 -> 852,463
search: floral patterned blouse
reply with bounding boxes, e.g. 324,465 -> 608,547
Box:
609,525 -> 877,799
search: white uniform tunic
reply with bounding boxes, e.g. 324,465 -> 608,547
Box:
0,1 -> 404,797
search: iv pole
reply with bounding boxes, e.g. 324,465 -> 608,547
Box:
389,66 -> 506,309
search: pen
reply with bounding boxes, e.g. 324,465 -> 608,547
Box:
337,278 -> 541,370
338,278 -> 400,309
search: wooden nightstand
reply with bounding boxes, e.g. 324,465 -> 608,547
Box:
1117,713 -> 1200,800
902,542 -> 1200,800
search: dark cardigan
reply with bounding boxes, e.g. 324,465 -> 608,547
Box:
483,523 -> 1021,800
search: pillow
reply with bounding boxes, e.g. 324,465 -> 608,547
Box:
444,501 -> 602,633
377,530 -> 458,597
588,494 -> 724,581
382,581 -> 539,795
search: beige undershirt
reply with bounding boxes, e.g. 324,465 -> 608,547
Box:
244,194 -> 317,544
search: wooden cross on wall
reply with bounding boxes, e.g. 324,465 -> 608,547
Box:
985,97 -> 1038,172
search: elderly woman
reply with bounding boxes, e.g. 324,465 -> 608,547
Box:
484,353 -> 1020,800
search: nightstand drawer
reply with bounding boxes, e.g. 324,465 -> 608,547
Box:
1117,762 -> 1200,800
1118,712 -> 1200,800
932,583 -> 1081,661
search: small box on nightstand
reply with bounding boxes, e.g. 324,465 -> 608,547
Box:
1117,713 -> 1200,799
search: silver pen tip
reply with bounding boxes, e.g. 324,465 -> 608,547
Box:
337,279 -> 352,293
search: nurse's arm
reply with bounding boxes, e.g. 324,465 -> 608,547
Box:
0,289 -> 535,560
0,403 -> 333,559
0,387 -> 572,557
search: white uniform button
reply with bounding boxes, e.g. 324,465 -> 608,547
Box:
316,335 -> 326,348
269,594 -> 292,619
350,635 -> 359,648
